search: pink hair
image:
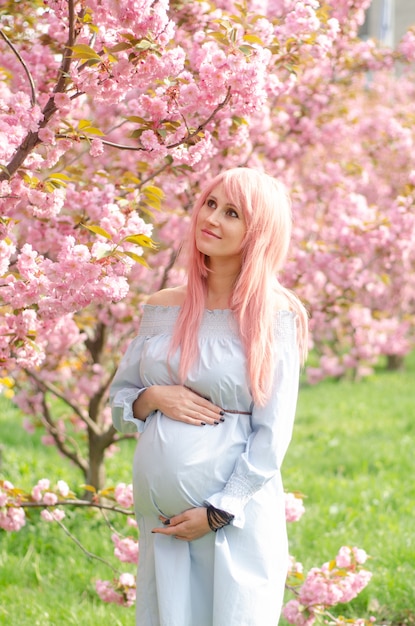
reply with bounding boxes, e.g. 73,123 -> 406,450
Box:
170,167 -> 308,406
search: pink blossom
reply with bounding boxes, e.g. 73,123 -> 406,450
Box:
114,483 -> 134,508
283,599 -> 316,626
0,506 -> 26,532
127,517 -> 138,528
41,508 -> 65,522
335,545 -> 352,568
41,434 -> 55,446
353,547 -> 368,564
42,492 -> 58,505
40,478 -> 51,489
285,492 -> 305,523
53,92 -> 71,114
112,533 -> 139,564
89,138 -> 104,157
38,126 -> 56,145
96,572 -> 136,607
119,572 -> 136,587
57,480 -> 70,497
96,580 -> 124,605
27,187 -> 65,218
398,29 -> 415,62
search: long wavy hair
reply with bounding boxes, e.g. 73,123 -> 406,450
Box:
170,167 -> 308,406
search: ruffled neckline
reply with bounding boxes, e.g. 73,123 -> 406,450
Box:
140,304 -> 296,340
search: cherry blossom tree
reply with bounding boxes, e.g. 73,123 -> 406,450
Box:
1,0 -> 415,618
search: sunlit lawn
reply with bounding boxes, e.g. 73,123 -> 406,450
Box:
1,353 -> 414,625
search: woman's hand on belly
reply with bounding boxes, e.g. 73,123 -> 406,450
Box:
152,507 -> 211,541
136,385 -> 224,427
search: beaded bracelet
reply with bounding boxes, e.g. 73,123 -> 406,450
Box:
206,505 -> 234,532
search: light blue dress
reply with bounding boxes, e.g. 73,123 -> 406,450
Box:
110,305 -> 300,626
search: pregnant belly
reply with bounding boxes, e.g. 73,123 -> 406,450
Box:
132,412 -> 249,518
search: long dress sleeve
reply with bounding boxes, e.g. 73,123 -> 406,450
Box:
205,312 -> 300,528
110,335 -> 149,434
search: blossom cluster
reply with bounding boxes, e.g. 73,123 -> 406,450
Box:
1,477 -> 372,620
0,478 -> 71,531
1,0 -> 414,387
285,491 -> 306,523
284,547 -> 372,626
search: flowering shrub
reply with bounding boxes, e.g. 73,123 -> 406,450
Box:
0,478 -> 372,621
284,547 -> 372,625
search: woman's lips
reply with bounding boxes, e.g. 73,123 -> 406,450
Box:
201,228 -> 221,239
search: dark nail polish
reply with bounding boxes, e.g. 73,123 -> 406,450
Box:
219,411 -> 224,416
201,422 -> 206,426
214,421 -> 220,425
220,417 -> 225,422
163,519 -> 171,526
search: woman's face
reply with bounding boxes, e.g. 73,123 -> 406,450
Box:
195,182 -> 247,263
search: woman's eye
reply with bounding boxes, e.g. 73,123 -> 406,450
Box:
227,209 -> 239,218
207,198 -> 216,208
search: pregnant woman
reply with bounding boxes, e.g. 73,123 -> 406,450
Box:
110,167 -> 308,626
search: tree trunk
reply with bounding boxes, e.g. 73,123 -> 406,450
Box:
86,431 -> 107,492
386,354 -> 405,371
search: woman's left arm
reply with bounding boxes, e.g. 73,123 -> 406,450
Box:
205,312 -> 300,528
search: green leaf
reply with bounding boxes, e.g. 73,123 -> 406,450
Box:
135,39 -> 153,51
123,234 -> 159,249
161,120 -> 181,131
209,32 -> 229,45
47,173 -> 73,182
232,115 -> 248,126
143,185 -> 164,200
85,126 -> 105,136
109,41 -> 133,53
81,224 -> 113,240
81,484 -> 97,493
122,250 -> 150,267
238,45 -> 253,56
70,44 -> 101,61
243,34 -> 264,45
126,115 -> 150,124
78,120 -> 105,136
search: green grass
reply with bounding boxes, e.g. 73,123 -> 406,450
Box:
0,398 -> 137,626
1,355 -> 414,625
281,353 -> 415,625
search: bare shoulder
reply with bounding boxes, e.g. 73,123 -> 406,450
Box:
146,286 -> 186,307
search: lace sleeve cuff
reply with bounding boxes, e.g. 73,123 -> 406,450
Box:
111,387 -> 148,434
205,475 -> 257,528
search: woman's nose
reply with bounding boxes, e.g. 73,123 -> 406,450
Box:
206,209 -> 220,225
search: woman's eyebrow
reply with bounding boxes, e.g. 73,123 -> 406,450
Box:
207,193 -> 238,211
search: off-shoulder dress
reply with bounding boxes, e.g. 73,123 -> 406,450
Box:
110,304 -> 300,626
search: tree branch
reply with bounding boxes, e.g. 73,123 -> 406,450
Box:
19,499 -> 134,516
166,86 -> 232,148
0,29 -> 37,106
0,0 -> 77,182
39,395 -> 89,474
54,516 -> 121,574
55,86 -> 233,153
25,368 -> 101,436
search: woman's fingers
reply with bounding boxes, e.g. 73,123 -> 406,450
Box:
165,386 -> 224,426
187,390 -> 225,425
153,508 -> 210,541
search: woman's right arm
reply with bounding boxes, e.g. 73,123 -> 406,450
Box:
110,334 -> 150,434
133,384 -> 224,427
110,329 -> 223,432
